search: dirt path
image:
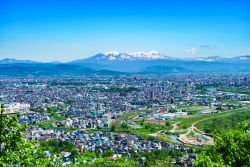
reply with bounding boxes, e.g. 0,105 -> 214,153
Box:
191,117 -> 211,134
149,121 -> 182,137
169,122 -> 180,132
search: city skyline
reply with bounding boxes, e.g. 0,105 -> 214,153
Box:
0,0 -> 250,62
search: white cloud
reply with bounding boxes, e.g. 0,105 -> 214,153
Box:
248,48 -> 250,52
186,48 -> 198,55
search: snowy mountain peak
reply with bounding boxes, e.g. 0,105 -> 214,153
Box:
191,56 -> 224,62
234,55 -> 250,60
130,51 -> 166,59
89,51 -> 170,60
96,51 -> 130,60
104,51 -> 120,56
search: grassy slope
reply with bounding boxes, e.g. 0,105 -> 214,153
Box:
218,88 -> 250,95
177,107 -> 250,130
195,107 -> 250,132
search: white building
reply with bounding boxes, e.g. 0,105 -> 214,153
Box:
155,111 -> 187,120
155,113 -> 176,120
174,111 -> 188,117
4,103 -> 30,114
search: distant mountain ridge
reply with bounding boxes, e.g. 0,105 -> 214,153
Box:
188,56 -> 224,62
1,52 -> 250,64
233,55 -> 250,60
1,52 -> 250,76
0,58 -> 38,64
142,65 -> 190,74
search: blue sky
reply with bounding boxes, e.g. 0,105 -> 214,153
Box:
0,0 -> 249,62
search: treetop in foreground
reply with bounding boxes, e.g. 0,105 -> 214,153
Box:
195,120 -> 250,167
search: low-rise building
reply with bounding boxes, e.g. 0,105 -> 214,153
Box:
4,103 -> 30,114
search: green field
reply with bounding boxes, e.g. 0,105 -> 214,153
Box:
36,113 -> 65,129
195,107 -> 250,133
224,100 -> 250,105
176,107 -> 250,130
218,88 -> 250,95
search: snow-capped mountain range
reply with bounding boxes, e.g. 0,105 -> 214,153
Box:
87,51 -> 172,60
81,51 -> 250,62
188,56 -> 224,62
1,51 -> 250,76
189,56 -> 250,62
233,55 -> 250,60
1,52 -> 250,64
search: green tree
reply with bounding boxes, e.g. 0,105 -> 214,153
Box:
103,149 -> 114,157
110,124 -> 116,132
47,106 -> 59,113
75,157 -> 138,167
195,120 -> 250,167
70,149 -> 80,163
0,104 -> 56,166
165,121 -> 170,126
140,119 -> 145,126
121,121 -> 128,129
168,108 -> 177,113
40,139 -> 77,155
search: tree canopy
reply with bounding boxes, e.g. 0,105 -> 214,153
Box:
0,104 -> 56,166
195,120 -> 250,167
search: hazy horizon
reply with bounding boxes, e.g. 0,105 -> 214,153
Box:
1,50 -> 250,63
0,0 -> 250,62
